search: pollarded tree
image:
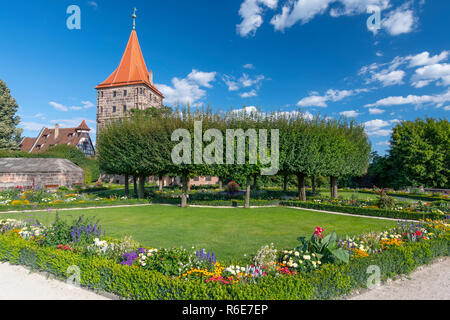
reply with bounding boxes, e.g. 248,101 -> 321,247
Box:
0,79 -> 22,150
97,114 -> 174,199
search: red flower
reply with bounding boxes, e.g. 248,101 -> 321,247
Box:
314,226 -> 324,238
416,230 -> 422,237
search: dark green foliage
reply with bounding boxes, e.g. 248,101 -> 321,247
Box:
0,79 -> 22,150
355,118 -> 449,189
389,118 -> 449,188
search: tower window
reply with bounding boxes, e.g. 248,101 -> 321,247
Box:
101,91 -> 104,98
124,90 -> 127,96
113,106 -> 117,113
101,106 -> 103,113
140,88 -> 143,95
123,105 -> 127,112
113,91 -> 117,97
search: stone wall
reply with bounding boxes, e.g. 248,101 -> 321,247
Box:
0,171 -> 84,190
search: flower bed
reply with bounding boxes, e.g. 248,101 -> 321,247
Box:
353,188 -> 449,202
0,187 -> 150,212
280,200 -> 448,221
0,215 -> 448,300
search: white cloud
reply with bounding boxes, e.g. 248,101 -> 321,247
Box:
243,63 -> 255,69
49,100 -> 95,112
360,50 -> 450,88
408,51 -> 449,68
49,101 -> 68,112
444,106 -> 450,111
240,89 -> 258,98
270,0 -> 390,32
376,141 -> 391,146
364,118 -> 398,136
411,63 -> 450,88
239,73 -> 265,87
369,107 -> 385,115
222,73 -> 266,96
187,69 -> 217,88
157,69 -> 216,105
373,70 -> 406,86
381,4 -> 416,36
365,89 -> 450,107
88,1 -> 98,9
297,88 -> 366,107
222,75 -> 240,91
237,0 -> 279,37
339,110 -> 360,117
232,106 -> 259,114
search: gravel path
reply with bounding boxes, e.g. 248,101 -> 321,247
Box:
0,262 -> 110,300
348,257 -> 450,300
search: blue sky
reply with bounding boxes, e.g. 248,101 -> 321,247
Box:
0,0 -> 448,155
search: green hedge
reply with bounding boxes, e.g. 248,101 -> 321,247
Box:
280,200 -> 445,221
0,233 -> 448,300
150,198 -> 280,207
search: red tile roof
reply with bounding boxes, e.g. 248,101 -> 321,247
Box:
76,120 -> 91,131
19,137 -> 36,152
95,30 -> 163,97
20,121 -> 93,154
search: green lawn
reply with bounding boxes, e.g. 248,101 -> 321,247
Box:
1,205 -> 396,262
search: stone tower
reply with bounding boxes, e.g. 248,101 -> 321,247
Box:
95,12 -> 164,135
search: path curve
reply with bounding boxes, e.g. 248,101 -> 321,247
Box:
348,257 -> 450,300
0,262 -> 111,300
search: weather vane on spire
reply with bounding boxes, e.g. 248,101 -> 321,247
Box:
132,7 -> 137,30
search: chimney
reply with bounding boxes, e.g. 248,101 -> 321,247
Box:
55,124 -> 59,139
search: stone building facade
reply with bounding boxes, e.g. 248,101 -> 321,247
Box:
0,158 -> 84,190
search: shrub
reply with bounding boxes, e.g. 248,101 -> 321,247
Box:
226,181 -> 240,193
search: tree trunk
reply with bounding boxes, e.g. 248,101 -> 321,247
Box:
181,175 -> 188,208
218,177 -> 223,189
283,175 -> 288,192
297,173 -> 306,201
330,176 -> 338,199
245,176 -> 251,208
124,174 -> 129,197
138,174 -> 146,199
133,176 -> 138,198
311,176 -> 316,195
158,176 -> 163,192
253,175 -> 258,191
187,179 -> 191,192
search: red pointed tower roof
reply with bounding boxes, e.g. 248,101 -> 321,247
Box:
76,120 -> 90,131
95,29 -> 163,97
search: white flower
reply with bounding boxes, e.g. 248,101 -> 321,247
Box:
303,255 -> 311,260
